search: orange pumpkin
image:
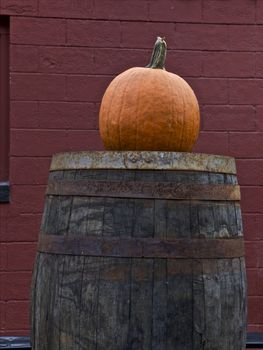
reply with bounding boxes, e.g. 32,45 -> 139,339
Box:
99,37 -> 200,151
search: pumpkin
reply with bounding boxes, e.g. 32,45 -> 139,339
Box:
99,37 -> 200,151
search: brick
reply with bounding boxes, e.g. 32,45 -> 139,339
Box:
229,79 -> 263,104
255,26 -> 263,51
11,129 -> 103,156
0,271 -> 32,300
67,20 -> 121,47
243,214 -> 263,241
256,0 -> 263,23
245,241 -> 263,268
0,205 -> 9,228
95,47 -> 200,77
121,22 -> 175,49
175,24 -> 228,50
10,45 -> 38,72
237,160 -> 263,186
11,17 -> 66,45
0,302 -> 5,330
10,101 -> 38,128
93,48 -> 151,75
167,50 -> 202,77
255,53 -> 263,78
64,130 -> 104,151
203,0 -> 255,24
247,269 -> 257,296
3,214 -> 41,242
7,243 -> 37,271
203,52 -> 255,78
149,0 -> 202,22
193,131 -> 229,155
66,75 -> 112,102
1,0 -> 37,15
186,78 -> 228,104
39,0 -> 93,18
38,47 -> 94,74
255,106 -> 263,131
256,269 -> 263,296
11,185 -> 46,214
5,301 -> 29,330
10,101 -> 98,129
248,297 -> 263,324
228,25 -> 256,51
10,157 -> 50,185
38,102 -> 99,129
0,244 -> 7,271
93,0 -> 148,21
203,105 -> 256,131
241,186 -> 263,214
11,130 -> 68,156
11,73 -> 66,101
229,132 -> 263,158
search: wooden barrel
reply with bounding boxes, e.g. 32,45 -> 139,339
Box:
31,151 -> 247,350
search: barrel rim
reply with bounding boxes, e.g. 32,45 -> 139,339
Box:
50,151 -> 237,174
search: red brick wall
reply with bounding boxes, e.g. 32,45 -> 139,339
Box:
0,0 -> 262,336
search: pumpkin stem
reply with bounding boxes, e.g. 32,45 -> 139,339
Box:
146,36 -> 167,70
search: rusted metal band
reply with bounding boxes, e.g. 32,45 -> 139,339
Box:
38,234 -> 245,259
50,151 -> 237,174
46,180 -> 240,201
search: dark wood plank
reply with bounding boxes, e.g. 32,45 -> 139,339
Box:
231,258 -> 246,349
63,169 -> 237,184
212,203 -> 231,238
152,200 -> 167,349
227,202 -> 240,236
193,259 -> 206,350
202,259 -> 221,349
48,170 -> 63,181
154,200 -> 167,238
197,203 -> 216,238
34,253 -> 57,350
166,201 -> 191,238
58,255 -> 85,350
235,203 -> 243,237
133,199 -> 155,238
47,255 -> 65,350
39,195 -> 52,234
239,257 -> 247,348
166,260 -> 193,350
30,253 -> 40,350
208,172 -> 224,184
68,197 -> 104,236
78,256 -> 101,350
95,257 -> 130,349
127,257 -> 154,350
102,198 -> 135,237
75,169 -> 108,181
152,259 -> 167,350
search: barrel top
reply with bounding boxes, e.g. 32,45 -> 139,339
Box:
50,151 -> 236,174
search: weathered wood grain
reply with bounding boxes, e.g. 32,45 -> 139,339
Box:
193,259 -> 206,350
31,153 -> 247,350
96,257 -> 130,349
127,258 -> 154,350
58,255 -> 85,349
79,257 -> 100,350
152,259 -> 167,349
167,259 -> 193,350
